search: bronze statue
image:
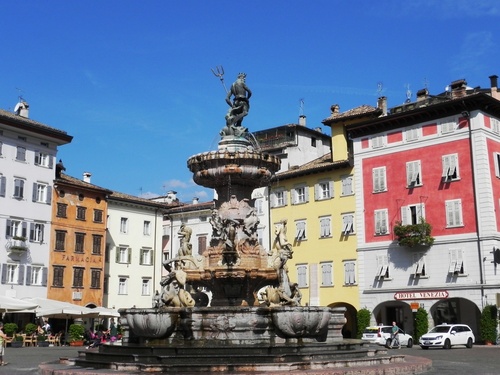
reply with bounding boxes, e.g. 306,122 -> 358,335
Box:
221,73 -> 252,136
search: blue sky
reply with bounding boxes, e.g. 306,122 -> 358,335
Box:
1,1 -> 499,202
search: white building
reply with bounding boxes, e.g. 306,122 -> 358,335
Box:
0,102 -> 72,299
105,192 -> 167,309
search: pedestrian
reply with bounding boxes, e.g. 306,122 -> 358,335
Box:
109,318 -> 118,343
0,322 -> 8,366
390,321 -> 401,349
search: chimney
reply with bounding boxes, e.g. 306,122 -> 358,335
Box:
377,97 -> 387,115
330,104 -> 340,115
192,197 -> 199,204
416,88 -> 429,102
298,115 -> 306,126
450,79 -> 467,99
14,100 -> 29,118
165,191 -> 178,204
490,75 -> 499,100
83,172 -> 92,183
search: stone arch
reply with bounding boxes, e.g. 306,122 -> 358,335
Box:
329,302 -> 357,338
372,300 -> 414,335
429,297 -> 480,337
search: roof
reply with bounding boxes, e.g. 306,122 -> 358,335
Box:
55,173 -> 113,194
0,109 -> 73,143
272,153 -> 350,181
322,105 -> 382,125
109,190 -> 173,210
165,200 -> 215,215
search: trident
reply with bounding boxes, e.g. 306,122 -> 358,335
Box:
211,65 -> 228,94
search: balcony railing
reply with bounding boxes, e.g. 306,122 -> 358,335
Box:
6,237 -> 29,253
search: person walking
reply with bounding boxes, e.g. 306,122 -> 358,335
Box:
109,318 -> 118,343
390,321 -> 401,349
0,322 -> 8,366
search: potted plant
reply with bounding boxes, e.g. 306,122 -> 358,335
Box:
68,324 -> 85,346
393,219 -> 434,248
3,323 -> 18,337
11,334 -> 24,348
480,305 -> 497,345
24,323 -> 37,336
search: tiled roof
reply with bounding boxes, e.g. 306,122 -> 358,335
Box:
273,153 -> 350,181
109,190 -> 173,209
322,105 -> 381,124
56,173 -> 113,194
0,109 -> 73,142
165,200 -> 215,214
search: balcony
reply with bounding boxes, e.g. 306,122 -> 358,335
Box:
393,219 -> 434,248
6,237 -> 29,254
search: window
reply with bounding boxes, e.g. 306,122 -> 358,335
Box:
6,219 -> 27,238
401,204 -> 425,225
344,261 -> 356,285
445,199 -> 463,227
142,278 -> 151,295
406,160 -> 422,187
315,180 -> 333,200
118,277 -> 128,295
72,268 -> 84,288
0,175 -> 5,197
55,231 -> 66,251
448,249 -> 465,275
75,233 -> 85,253
320,262 -> 333,286
371,135 -> 385,148
33,182 -> 51,203
76,206 -> 86,220
405,127 -> 419,142
440,119 -> 455,134
372,167 -> 387,193
255,198 -> 264,215
442,154 -> 459,181
29,223 -> 44,243
16,146 -> 26,161
120,218 -> 129,233
143,221 -> 151,236
270,189 -> 287,207
116,247 -> 131,264
198,235 -> 207,255
52,266 -> 64,287
311,138 -> 317,147
56,203 -> 67,218
374,209 -> 388,235
6,264 -> 20,284
297,264 -> 308,288
341,175 -> 354,196
34,151 -> 52,167
28,266 -> 43,286
319,216 -> 331,238
295,220 -> 306,241
292,185 -> 308,204
92,235 -> 102,255
91,269 -> 101,288
13,178 -> 25,198
140,248 -> 152,265
494,152 -> 500,178
375,255 -> 389,279
93,209 -> 103,223
413,253 -> 427,277
342,213 -> 355,235
492,118 -> 500,134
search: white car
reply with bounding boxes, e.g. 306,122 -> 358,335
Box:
361,326 -> 414,348
419,324 -> 475,349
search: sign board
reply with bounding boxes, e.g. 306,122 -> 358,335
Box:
410,302 -> 420,311
394,290 -> 448,300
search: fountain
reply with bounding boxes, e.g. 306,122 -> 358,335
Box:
56,72 -> 429,374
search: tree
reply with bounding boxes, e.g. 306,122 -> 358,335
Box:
480,305 -> 497,344
356,308 -> 371,339
414,308 -> 429,342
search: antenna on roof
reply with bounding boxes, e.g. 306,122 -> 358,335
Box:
405,83 -> 412,103
299,98 -> 305,116
423,77 -> 429,90
377,82 -> 384,97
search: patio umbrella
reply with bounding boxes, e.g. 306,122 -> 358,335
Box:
21,297 -> 99,318
0,295 -> 38,313
90,306 -> 120,318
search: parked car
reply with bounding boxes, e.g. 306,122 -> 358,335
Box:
419,324 -> 474,349
361,325 -> 414,348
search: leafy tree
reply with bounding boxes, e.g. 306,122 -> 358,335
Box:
414,308 -> 428,342
356,308 -> 371,339
480,305 -> 497,344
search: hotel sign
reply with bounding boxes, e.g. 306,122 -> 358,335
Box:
394,290 -> 448,300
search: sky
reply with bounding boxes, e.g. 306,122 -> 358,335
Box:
1,1 -> 499,203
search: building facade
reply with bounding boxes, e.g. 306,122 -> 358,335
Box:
0,104 -> 72,300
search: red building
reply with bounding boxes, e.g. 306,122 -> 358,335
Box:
327,75 -> 500,338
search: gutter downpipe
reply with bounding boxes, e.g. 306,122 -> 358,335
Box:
464,107 -> 486,308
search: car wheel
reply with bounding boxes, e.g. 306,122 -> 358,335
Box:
421,346 -> 429,350
385,339 -> 392,348
466,338 -> 473,348
407,338 -> 413,348
443,339 -> 451,349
